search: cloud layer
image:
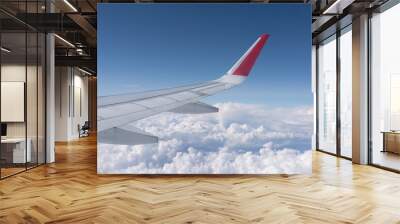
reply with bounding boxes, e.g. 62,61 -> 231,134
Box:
98,102 -> 313,174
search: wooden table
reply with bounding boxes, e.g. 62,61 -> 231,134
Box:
382,131 -> 400,154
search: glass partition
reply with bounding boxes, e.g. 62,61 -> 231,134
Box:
0,1 -> 46,179
1,31 -> 28,177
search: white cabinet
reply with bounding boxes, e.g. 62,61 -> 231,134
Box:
1,138 -> 32,163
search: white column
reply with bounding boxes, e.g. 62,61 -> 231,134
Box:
352,14 -> 369,164
45,0 -> 56,163
46,33 -> 55,163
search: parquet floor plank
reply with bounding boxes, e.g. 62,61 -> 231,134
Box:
0,135 -> 400,223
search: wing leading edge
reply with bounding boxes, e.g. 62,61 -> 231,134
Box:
98,34 -> 269,145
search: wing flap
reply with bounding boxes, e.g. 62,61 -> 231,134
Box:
169,102 -> 218,114
98,125 -> 158,145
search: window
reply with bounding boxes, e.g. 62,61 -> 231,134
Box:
370,2 -> 400,171
339,27 -> 352,158
317,35 -> 337,154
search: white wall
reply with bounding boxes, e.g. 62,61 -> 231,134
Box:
1,65 -> 39,138
55,67 -> 89,141
1,63 -> 47,164
70,73 -> 89,138
55,66 -> 69,141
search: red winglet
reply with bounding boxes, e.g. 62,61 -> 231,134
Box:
231,34 -> 269,76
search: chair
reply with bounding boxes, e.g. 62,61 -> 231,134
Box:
79,121 -> 90,138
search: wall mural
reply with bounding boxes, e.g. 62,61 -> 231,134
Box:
98,4 -> 312,174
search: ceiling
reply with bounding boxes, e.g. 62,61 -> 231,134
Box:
0,0 -> 390,74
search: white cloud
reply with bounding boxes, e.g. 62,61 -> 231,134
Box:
98,102 -> 313,174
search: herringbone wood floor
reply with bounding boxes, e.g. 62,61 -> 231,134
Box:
1,135 -> 400,224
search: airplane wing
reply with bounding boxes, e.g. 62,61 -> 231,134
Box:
98,34 -> 269,145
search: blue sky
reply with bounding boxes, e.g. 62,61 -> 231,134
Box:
98,4 -> 312,107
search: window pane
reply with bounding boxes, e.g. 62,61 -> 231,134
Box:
318,36 -> 337,154
340,28 -> 352,158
